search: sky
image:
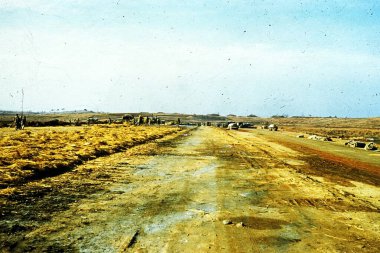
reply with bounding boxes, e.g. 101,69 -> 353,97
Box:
0,0 -> 379,117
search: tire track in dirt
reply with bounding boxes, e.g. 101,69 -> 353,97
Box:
218,130 -> 314,252
262,133 -> 380,186
227,130 -> 380,211
2,127 -> 380,252
224,129 -> 380,252
2,128 -> 222,252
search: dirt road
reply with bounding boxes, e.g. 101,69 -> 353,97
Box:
1,127 -> 380,252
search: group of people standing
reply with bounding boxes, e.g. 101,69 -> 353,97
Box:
14,114 -> 26,130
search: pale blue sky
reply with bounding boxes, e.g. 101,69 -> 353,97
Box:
1,0 -> 379,117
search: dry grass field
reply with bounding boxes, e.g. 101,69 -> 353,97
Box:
282,126 -> 380,140
271,117 -> 380,140
0,124 -> 182,187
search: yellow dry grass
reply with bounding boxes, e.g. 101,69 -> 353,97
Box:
0,125 -> 181,186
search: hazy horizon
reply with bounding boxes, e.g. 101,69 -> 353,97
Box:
1,1 -> 379,117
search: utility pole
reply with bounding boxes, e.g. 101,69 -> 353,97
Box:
21,88 -> 24,117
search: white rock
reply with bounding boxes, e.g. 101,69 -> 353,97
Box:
236,222 -> 244,228
222,219 -> 232,225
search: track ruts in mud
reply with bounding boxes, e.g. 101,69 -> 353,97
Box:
272,139 -> 380,187
1,127 -> 380,252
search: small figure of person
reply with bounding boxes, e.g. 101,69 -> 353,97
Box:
138,115 -> 143,125
21,116 -> 26,129
14,114 -> 21,130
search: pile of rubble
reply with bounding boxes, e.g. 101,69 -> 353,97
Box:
345,140 -> 378,150
307,135 -> 333,142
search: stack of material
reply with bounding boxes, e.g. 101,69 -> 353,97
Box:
308,135 -> 319,140
308,135 -> 332,142
345,140 -> 366,148
365,142 -> 378,150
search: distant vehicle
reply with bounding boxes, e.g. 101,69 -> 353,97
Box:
239,122 -> 253,128
87,117 -> 98,125
228,123 -> 239,130
268,124 -> 278,131
122,114 -> 134,122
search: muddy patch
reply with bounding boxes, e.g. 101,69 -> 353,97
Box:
230,216 -> 289,230
271,139 -> 380,187
301,154 -> 380,187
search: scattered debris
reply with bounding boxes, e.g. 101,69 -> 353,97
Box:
308,135 -> 332,141
365,142 -> 377,151
236,222 -> 244,228
297,135 -> 304,138
344,140 -> 378,150
308,135 -> 319,140
345,140 -> 366,148
222,219 -> 232,225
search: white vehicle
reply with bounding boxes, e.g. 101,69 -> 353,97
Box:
268,124 -> 278,131
227,123 -> 239,130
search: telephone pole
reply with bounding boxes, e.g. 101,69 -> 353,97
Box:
21,88 -> 24,117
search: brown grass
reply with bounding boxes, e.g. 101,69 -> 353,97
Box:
0,125 -> 182,187
282,126 -> 380,139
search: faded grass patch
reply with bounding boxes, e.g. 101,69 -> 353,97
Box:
0,125 -> 181,186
